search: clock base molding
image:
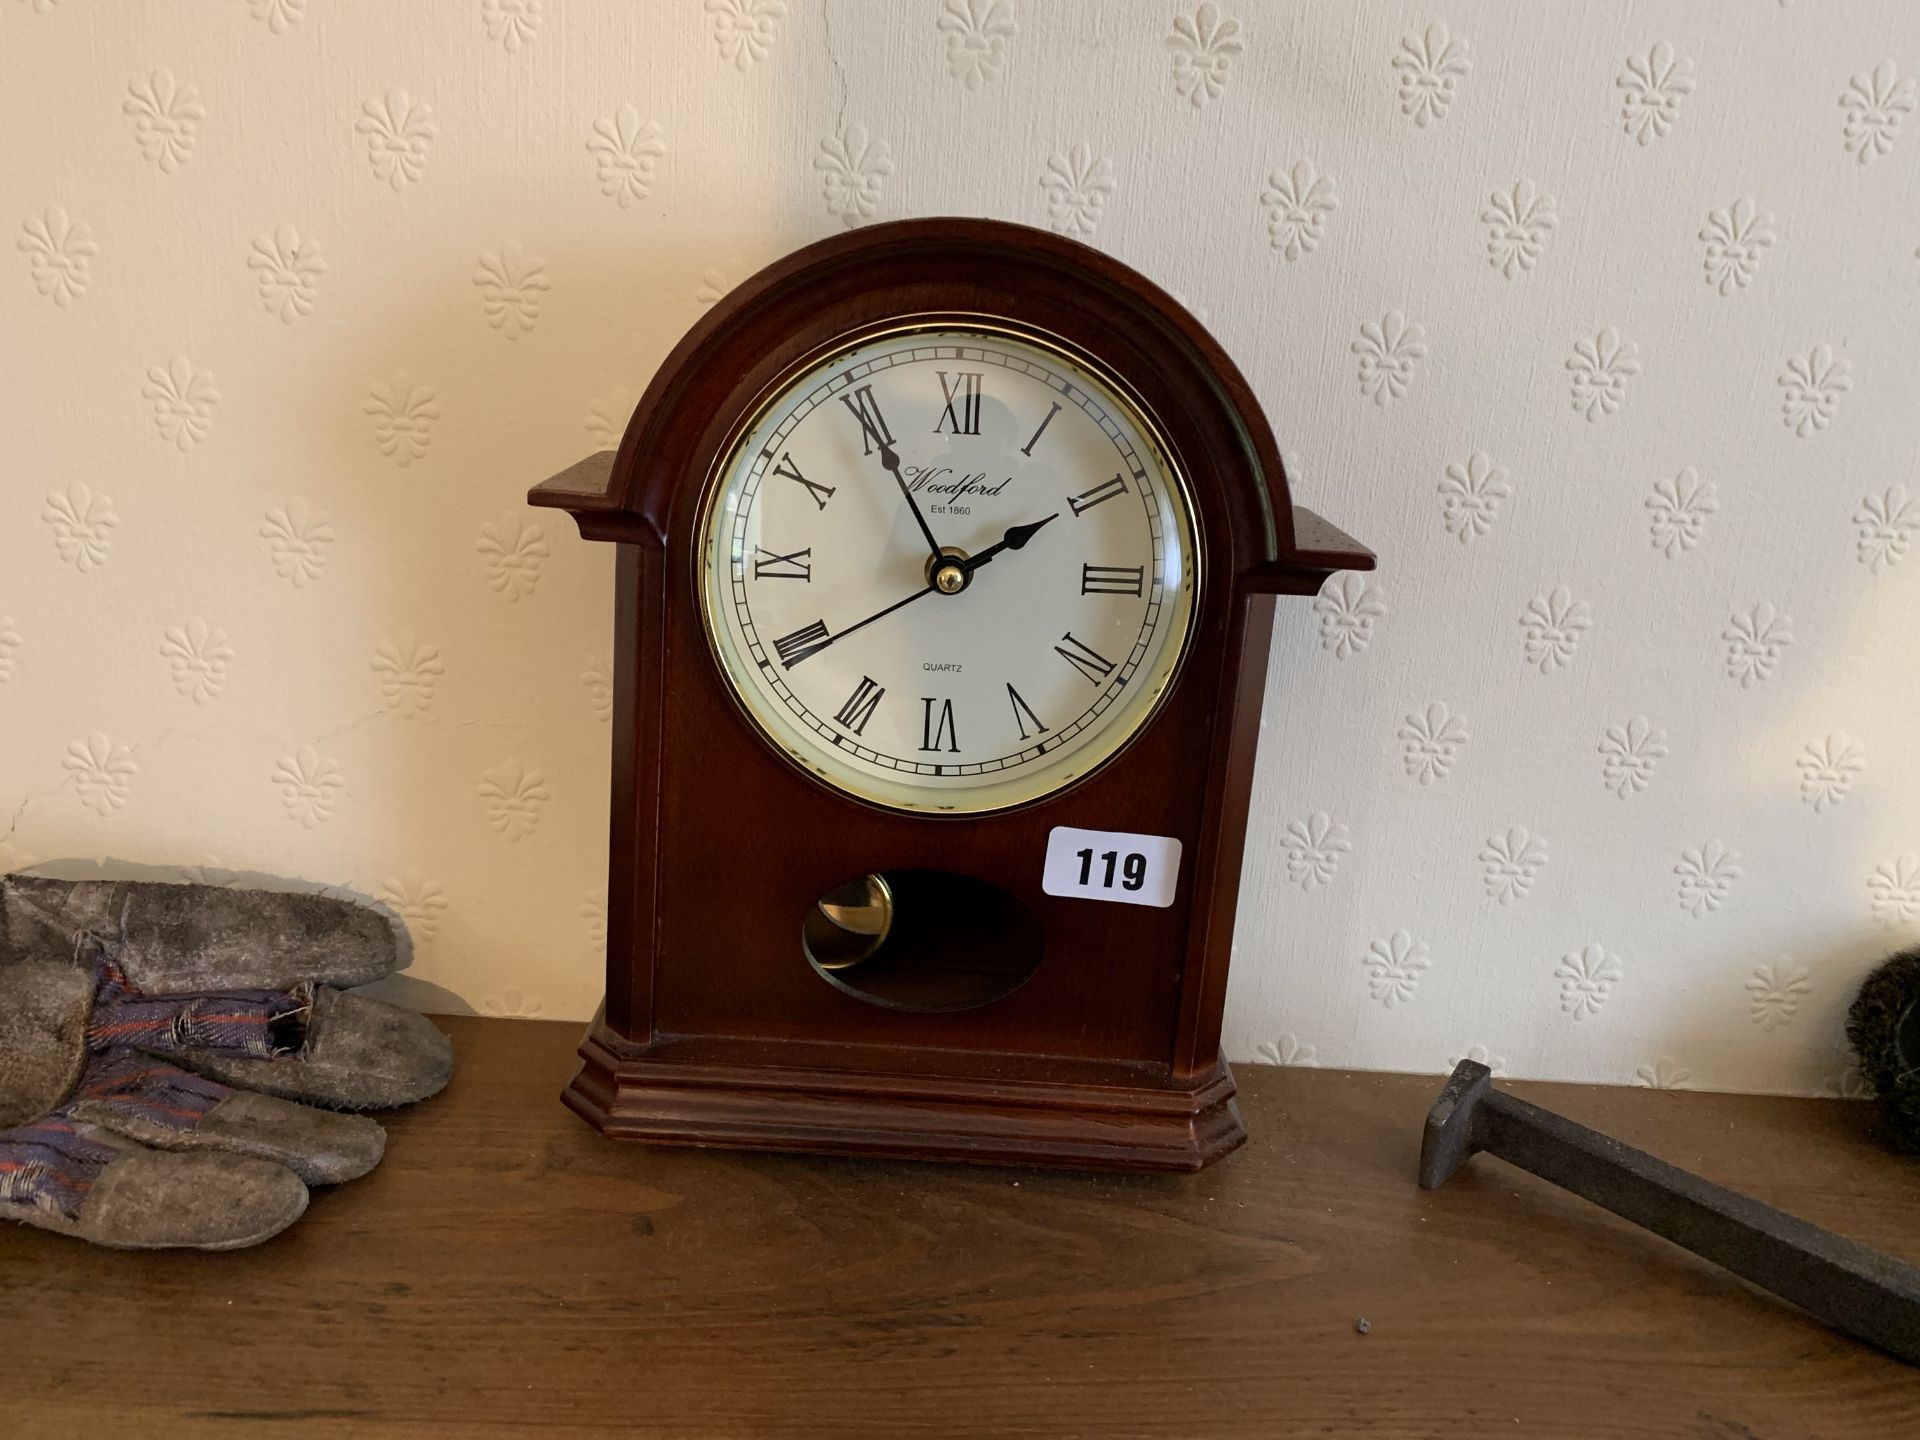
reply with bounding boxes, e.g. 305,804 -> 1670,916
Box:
562,1027 -> 1248,1173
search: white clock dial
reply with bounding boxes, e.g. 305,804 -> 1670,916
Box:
698,324 -> 1199,814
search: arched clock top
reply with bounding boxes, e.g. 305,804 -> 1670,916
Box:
522,216 -> 1378,1170
529,218 -> 1372,590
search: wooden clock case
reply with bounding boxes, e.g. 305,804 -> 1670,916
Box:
530,217 -> 1372,1172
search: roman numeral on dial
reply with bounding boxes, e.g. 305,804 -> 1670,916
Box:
772,451 -> 835,511
1068,474 -> 1128,515
919,698 -> 960,753
1081,564 -> 1145,597
1021,402 -> 1061,457
771,620 -> 831,669
839,384 -> 895,456
833,676 -> 884,735
1007,684 -> 1049,742
1054,632 -> 1117,686
752,546 -> 812,581
934,371 -> 982,435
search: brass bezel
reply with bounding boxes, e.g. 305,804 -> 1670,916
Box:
694,314 -> 1203,817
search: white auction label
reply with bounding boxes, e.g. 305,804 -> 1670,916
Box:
1041,826 -> 1183,909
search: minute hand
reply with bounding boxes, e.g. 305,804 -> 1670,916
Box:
878,441 -> 945,565
962,513 -> 1059,573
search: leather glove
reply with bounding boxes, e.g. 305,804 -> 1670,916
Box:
0,875 -> 452,1249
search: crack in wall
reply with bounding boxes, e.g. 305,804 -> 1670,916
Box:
821,0 -> 849,138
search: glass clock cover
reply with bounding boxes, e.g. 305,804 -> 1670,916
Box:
700,325 -> 1199,814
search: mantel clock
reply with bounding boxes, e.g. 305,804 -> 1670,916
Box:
530,218 -> 1372,1171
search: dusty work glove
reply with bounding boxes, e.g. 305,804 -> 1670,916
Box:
0,875 -> 452,1249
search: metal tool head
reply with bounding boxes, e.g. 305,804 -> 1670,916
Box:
1419,1060 -> 1494,1189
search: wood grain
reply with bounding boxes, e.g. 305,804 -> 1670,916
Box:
6,1016 -> 1920,1438
527,217 -> 1375,1168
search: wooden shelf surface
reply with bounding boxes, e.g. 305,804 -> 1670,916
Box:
7,1016 -> 1920,1438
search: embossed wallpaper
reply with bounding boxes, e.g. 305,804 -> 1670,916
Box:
3,2 -> 1917,1095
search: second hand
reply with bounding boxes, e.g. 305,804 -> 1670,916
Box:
780,513 -> 1059,669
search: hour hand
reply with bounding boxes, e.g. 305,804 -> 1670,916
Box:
963,513 -> 1058,573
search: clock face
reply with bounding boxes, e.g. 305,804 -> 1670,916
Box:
698,323 -> 1199,814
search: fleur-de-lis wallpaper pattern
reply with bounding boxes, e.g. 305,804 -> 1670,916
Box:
2,4 -> 1915,1092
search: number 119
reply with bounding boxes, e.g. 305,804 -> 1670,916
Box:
1076,847 -> 1147,892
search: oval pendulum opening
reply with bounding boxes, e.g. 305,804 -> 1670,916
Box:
802,869 -> 1043,1014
